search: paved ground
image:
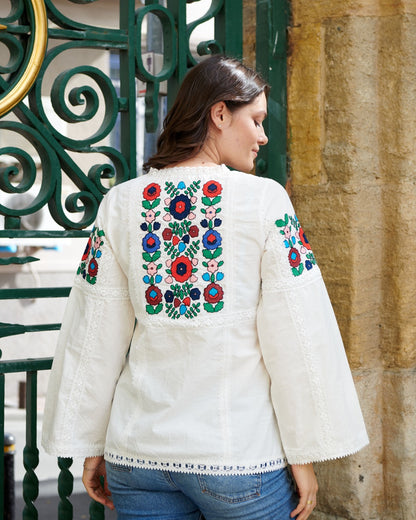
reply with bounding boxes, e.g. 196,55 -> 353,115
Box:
5,406 -> 117,519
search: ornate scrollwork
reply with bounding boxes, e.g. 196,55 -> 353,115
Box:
0,0 -> 48,117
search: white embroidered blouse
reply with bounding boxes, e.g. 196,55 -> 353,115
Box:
42,164 -> 368,475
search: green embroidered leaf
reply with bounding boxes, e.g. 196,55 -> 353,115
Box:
203,303 -> 215,313
142,252 -> 152,262
202,196 -> 212,206
202,249 -> 214,259
275,219 -> 286,227
142,200 -> 152,210
98,230 -> 105,237
214,301 -> 224,312
157,263 -> 162,270
201,208 -> 206,214
152,251 -> 161,261
212,247 -> 223,258
86,275 -> 96,285
146,304 -> 155,314
202,261 -> 208,267
151,199 -> 160,209
142,264 -> 148,270
150,276 -> 154,285
141,212 -> 147,217
211,196 -> 221,205
211,274 -> 215,283
154,303 -> 163,314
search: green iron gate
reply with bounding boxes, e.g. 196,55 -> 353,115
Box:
0,0 -> 288,517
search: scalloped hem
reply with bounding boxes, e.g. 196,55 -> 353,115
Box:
286,438 -> 370,466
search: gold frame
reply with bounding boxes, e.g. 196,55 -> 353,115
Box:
0,0 -> 48,117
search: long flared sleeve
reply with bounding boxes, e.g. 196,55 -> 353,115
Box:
257,182 -> 368,465
42,189 -> 135,457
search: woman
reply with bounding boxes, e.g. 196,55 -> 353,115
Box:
42,55 -> 368,520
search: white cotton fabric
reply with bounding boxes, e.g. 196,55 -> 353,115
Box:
42,164 -> 368,475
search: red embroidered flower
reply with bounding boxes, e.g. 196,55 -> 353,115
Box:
299,228 -> 311,250
145,286 -> 163,305
88,258 -> 98,277
82,237 -> 92,261
171,256 -> 193,283
189,225 -> 199,238
143,183 -> 161,201
162,228 -> 173,241
204,283 -> 224,304
288,247 -> 301,268
203,180 -> 222,198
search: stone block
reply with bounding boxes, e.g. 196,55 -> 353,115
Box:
312,369 -> 383,519
382,370 -> 416,519
291,0 -> 416,25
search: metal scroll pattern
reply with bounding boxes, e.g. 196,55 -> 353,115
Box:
0,0 -> 242,233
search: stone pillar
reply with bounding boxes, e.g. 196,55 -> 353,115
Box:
287,1 -> 416,519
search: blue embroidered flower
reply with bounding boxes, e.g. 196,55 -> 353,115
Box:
190,288 -> 201,300
305,260 -> 313,270
142,233 -> 161,253
202,230 -> 222,250
164,290 -> 174,303
169,194 -> 191,221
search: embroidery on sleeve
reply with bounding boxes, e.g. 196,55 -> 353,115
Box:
77,226 -> 105,285
141,183 -> 163,315
201,181 -> 224,312
162,180 -> 201,319
275,214 -> 316,277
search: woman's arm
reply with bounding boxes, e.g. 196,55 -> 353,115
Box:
82,456 -> 115,510
290,463 -> 318,519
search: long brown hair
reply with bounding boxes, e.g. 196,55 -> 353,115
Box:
143,55 -> 269,172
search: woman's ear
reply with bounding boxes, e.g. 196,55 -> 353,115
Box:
210,101 -> 229,130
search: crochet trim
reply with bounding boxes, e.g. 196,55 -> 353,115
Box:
104,451 -> 287,476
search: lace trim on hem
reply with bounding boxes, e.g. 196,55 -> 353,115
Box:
137,308 -> 257,328
104,452 -> 287,476
41,442 -> 105,459
286,438 -> 370,466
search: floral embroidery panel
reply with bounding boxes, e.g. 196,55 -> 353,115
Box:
275,214 -> 316,277
141,180 -> 225,319
77,227 -> 105,285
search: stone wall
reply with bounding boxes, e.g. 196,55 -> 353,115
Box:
244,0 -> 416,518
287,1 -> 416,519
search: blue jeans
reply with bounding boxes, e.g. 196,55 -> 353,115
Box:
106,463 -> 298,520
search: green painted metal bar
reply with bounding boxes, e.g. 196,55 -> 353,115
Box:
0,358 -> 53,375
23,371 -> 40,519
216,0 -> 243,59
119,0 -> 138,178
0,322 -> 62,339
0,287 -> 71,300
256,0 -> 290,186
0,373 -> 5,517
0,256 -> 39,266
0,230 -> 90,238
58,458 -> 74,520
